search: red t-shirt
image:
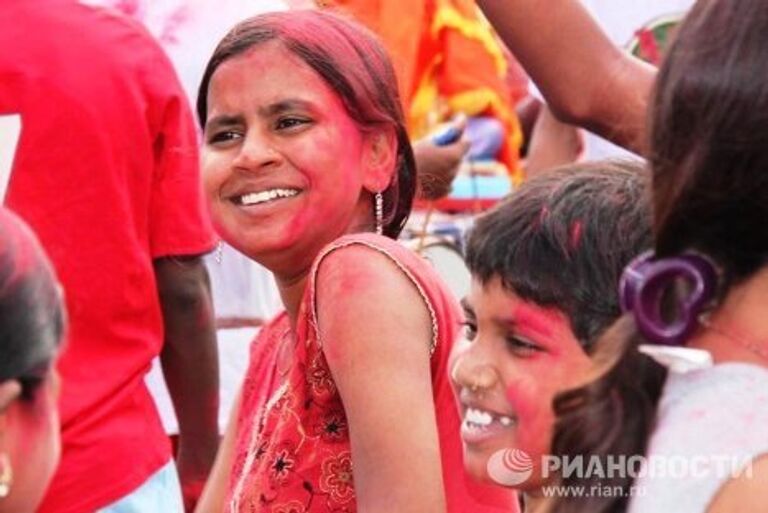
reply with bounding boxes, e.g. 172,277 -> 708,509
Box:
228,233 -> 518,512
0,2 -> 215,512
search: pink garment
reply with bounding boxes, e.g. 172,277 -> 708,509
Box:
228,233 -> 518,512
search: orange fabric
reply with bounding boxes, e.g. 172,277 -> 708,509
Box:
431,0 -> 525,181
320,0 -> 428,107
320,0 -> 526,181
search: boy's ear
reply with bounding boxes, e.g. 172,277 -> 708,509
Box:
362,127 -> 397,193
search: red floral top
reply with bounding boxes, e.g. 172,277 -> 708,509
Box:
227,233 -> 517,512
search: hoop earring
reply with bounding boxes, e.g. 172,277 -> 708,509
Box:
619,250 -> 717,345
0,453 -> 12,498
374,191 -> 384,236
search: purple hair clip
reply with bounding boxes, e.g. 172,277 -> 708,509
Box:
619,250 -> 717,346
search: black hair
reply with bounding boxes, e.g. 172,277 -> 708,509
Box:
465,161 -> 652,351
0,209 -> 65,399
650,0 -> 768,285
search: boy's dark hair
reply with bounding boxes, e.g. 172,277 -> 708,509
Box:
465,160 -> 652,351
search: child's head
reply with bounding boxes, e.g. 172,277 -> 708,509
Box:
450,161 -> 651,490
0,208 -> 65,513
198,10 -> 416,268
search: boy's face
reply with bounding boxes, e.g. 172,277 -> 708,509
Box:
450,276 -> 593,491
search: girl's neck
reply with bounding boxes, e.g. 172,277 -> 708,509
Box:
271,223 -> 378,327
275,270 -> 311,329
691,266 -> 768,366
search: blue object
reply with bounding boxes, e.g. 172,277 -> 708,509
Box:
466,116 -> 505,161
96,459 -> 183,513
449,174 -> 511,199
432,125 -> 463,146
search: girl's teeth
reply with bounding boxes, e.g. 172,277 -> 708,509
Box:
240,188 -> 298,205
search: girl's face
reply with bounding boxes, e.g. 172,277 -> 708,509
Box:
202,42 -> 392,272
0,366 -> 60,513
450,277 -> 593,491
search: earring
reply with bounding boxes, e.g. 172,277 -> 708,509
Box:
374,191 -> 384,236
0,453 -> 12,498
619,250 -> 717,346
215,240 -> 223,264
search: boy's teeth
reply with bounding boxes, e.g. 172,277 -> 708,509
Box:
240,188 -> 298,205
466,408 -> 493,426
464,408 -> 515,428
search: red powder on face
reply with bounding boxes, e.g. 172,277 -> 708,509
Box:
503,377 -> 553,445
512,302 -> 560,339
505,381 -> 532,415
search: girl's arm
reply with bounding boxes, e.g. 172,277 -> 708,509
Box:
478,0 -> 656,154
707,454 -> 768,512
316,245 -> 446,513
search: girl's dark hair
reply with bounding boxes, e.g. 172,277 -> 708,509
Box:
650,0 -> 768,282
549,2 -> 768,511
196,10 -> 416,239
0,209 -> 65,398
465,161 -> 652,352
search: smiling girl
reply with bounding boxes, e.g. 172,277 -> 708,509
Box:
194,10 -> 515,513
450,162 -> 652,510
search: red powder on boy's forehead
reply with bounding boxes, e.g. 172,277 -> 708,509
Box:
512,302 -> 561,339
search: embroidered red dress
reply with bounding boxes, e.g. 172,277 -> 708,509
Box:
227,233 -> 517,512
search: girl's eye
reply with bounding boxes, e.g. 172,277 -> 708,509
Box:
461,321 -> 477,341
276,117 -> 310,131
207,130 -> 241,145
506,336 -> 543,357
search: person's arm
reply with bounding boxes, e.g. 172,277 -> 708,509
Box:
515,96 -> 542,157
478,0 -> 655,154
414,116 -> 470,201
316,245 -> 446,513
155,256 -> 220,512
707,454 -> 768,512
524,104 -> 584,178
